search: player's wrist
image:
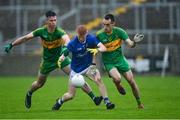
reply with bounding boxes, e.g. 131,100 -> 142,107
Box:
8,43 -> 13,49
131,41 -> 136,48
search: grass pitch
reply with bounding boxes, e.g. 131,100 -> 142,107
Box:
0,75 -> 180,119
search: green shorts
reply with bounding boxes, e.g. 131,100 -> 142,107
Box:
39,57 -> 71,75
104,56 -> 130,73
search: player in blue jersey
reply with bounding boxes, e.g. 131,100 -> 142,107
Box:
52,25 -> 115,110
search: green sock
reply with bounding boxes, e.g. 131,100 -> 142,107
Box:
136,98 -> 141,105
88,91 -> 95,100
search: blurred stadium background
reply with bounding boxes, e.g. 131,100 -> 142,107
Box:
0,0 -> 180,76
1,0 -> 180,119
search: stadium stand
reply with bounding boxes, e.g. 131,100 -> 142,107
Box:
0,0 -> 180,75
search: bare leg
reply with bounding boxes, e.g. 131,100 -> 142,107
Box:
25,73 -> 48,109
61,82 -> 76,102
92,70 -> 107,97
52,80 -> 76,110
123,70 -> 144,109
29,73 -> 47,93
86,67 -> 115,109
81,82 -> 92,93
86,67 -> 108,97
109,68 -> 126,95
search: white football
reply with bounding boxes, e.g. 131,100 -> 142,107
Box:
71,74 -> 85,87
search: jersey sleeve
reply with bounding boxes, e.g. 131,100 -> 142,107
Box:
32,28 -> 43,37
116,28 -> 129,41
57,28 -> 66,37
87,34 -> 100,48
92,35 -> 100,46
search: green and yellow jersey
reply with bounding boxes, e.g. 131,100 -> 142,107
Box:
33,26 -> 66,62
96,27 -> 129,64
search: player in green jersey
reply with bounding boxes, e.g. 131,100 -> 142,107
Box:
4,11 -> 102,109
96,14 -> 144,109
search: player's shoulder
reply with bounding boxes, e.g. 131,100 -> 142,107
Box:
33,26 -> 46,32
56,27 -> 66,34
86,33 -> 98,43
87,33 -> 96,39
70,36 -> 78,44
32,26 -> 47,37
68,36 -> 79,49
96,29 -> 104,36
113,27 -> 126,33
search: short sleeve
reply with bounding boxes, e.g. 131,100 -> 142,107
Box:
116,28 -> 129,41
32,28 -> 43,37
57,28 -> 66,37
92,35 -> 100,46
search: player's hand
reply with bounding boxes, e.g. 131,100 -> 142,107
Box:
4,43 -> 13,53
57,54 -> 65,68
87,48 -> 98,56
133,33 -> 144,43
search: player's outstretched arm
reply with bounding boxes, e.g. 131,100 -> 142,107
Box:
4,32 -> 34,53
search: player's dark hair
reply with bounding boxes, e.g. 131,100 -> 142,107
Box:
45,10 -> 56,18
104,13 -> 115,22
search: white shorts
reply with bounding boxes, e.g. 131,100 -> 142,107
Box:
70,65 -> 99,80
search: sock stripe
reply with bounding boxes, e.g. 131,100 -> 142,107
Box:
104,97 -> 110,104
58,98 -> 64,105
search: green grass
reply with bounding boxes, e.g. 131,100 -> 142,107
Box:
0,75 -> 180,119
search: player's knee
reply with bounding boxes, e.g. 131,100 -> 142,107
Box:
127,76 -> 134,85
112,75 -> 121,83
126,72 -> 134,81
94,78 -> 103,85
36,76 -> 47,88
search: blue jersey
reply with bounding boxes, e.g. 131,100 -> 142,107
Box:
67,34 -> 100,73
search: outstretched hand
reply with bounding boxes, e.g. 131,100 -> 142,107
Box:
4,43 -> 13,53
133,33 -> 144,43
57,54 -> 65,68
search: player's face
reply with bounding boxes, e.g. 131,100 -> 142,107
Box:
78,34 -> 87,43
47,16 -> 57,28
102,19 -> 114,34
